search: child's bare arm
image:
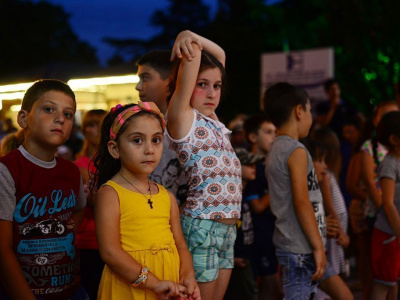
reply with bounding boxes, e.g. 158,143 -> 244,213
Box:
95,186 -> 185,297
381,178 -> 400,240
0,220 -> 36,300
249,193 -> 270,214
167,43 -> 201,140
168,191 -> 199,299
288,148 -> 326,281
360,151 -> 382,208
171,30 -> 225,66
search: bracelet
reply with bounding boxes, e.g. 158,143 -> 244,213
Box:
131,267 -> 150,287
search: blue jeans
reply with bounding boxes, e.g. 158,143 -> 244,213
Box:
276,249 -> 318,300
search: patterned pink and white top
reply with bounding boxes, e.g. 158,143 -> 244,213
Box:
167,110 -> 242,220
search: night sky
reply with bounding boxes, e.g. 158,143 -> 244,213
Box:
44,0 -> 218,65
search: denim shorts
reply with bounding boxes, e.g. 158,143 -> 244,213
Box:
276,249 -> 318,300
181,214 -> 236,282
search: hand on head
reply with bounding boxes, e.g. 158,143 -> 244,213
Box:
171,30 -> 203,62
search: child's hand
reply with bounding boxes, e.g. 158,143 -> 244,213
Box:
326,215 -> 339,238
336,229 -> 350,248
312,248 -> 326,281
179,272 -> 200,299
153,280 -> 186,300
171,30 -> 203,61
179,285 -> 201,300
234,257 -> 247,268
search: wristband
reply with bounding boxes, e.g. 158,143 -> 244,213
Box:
131,267 -> 150,287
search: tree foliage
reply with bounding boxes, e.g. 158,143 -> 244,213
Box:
105,0 -> 400,119
0,0 -> 98,80
104,0 -> 210,61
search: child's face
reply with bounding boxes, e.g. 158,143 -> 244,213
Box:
24,91 -> 75,149
255,121 -> 276,153
313,157 -> 327,182
190,68 -> 222,117
84,121 -> 101,148
299,100 -> 313,139
114,114 -> 164,176
242,164 -> 256,181
342,124 -> 360,146
136,65 -> 169,113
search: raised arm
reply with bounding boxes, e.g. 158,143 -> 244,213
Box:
171,30 -> 225,66
288,148 -> 326,281
168,31 -> 225,140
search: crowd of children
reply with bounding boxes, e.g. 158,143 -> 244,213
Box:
1,29 -> 400,300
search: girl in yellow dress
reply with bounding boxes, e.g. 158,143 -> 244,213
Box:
91,102 -> 200,300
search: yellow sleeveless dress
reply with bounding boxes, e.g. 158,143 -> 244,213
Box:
97,181 -> 180,300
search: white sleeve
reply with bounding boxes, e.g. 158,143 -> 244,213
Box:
0,163 -> 16,221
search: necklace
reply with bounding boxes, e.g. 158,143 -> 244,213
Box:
119,172 -> 153,209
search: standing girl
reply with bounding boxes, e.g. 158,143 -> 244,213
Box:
167,31 -> 242,300
92,102 -> 199,300
370,111 -> 400,299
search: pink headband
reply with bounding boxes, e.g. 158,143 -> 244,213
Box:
109,101 -> 165,141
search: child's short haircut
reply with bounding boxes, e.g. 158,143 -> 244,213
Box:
22,79 -> 75,112
243,113 -> 272,144
136,50 -> 177,80
377,111 -> 400,148
263,82 -> 308,128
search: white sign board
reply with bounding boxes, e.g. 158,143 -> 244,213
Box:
260,47 -> 334,106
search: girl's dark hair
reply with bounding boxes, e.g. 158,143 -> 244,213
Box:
377,111 -> 400,149
90,104 -> 165,192
301,138 -> 326,161
167,50 -> 227,104
310,127 -> 340,171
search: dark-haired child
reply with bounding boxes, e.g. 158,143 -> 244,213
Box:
92,102 -> 198,300
370,111 -> 400,299
0,79 -> 87,299
167,31 -> 242,299
242,113 -> 281,299
263,82 -> 326,299
302,138 -> 353,300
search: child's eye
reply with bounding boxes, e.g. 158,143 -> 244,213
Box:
214,84 -> 222,89
198,82 -> 207,88
153,137 -> 162,144
64,112 -> 74,118
44,107 -> 53,113
132,138 -> 143,144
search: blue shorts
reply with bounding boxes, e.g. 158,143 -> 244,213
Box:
276,249 -> 318,300
181,214 -> 236,282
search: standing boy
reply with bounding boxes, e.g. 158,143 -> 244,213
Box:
135,51 -> 188,206
263,82 -> 327,299
0,80 -> 87,299
243,113 -> 281,300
